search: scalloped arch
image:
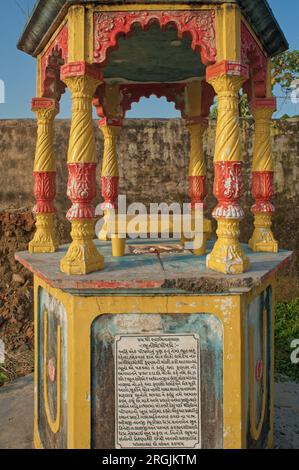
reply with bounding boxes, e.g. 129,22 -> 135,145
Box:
93,10 -> 217,67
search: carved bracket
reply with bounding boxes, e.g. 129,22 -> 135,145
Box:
41,24 -> 68,100
241,22 -> 268,100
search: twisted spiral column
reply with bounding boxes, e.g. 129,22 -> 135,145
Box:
60,62 -> 105,275
100,121 -> 121,210
187,120 -> 208,209
206,61 -> 250,274
186,119 -> 212,255
249,100 -> 278,253
29,98 -> 59,253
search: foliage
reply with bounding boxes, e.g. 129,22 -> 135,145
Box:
275,298 -> 299,383
272,50 -> 299,95
209,93 -> 251,119
0,365 -> 8,387
209,50 -> 299,118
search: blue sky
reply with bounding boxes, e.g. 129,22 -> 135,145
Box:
0,0 -> 298,119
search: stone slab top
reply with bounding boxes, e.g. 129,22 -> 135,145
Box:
15,240 -> 293,295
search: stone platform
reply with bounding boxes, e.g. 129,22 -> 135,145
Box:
15,240 -> 293,294
13,240 -> 294,449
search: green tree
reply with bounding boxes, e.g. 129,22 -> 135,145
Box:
209,50 -> 299,118
272,50 -> 299,94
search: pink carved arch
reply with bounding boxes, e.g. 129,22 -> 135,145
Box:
93,83 -> 187,120
241,22 -> 267,100
41,23 -> 68,100
120,83 -> 187,118
93,10 -> 217,67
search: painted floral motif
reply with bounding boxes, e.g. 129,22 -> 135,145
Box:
66,163 -> 97,220
33,172 -> 56,214
213,162 -> 244,219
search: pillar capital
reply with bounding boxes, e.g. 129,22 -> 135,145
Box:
99,117 -> 123,128
250,97 -> 277,112
32,97 -> 59,112
32,98 -> 59,122
61,61 -> 102,96
61,61 -> 102,81
185,116 -> 209,129
206,60 -> 249,93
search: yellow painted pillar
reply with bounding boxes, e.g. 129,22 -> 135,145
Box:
100,120 -> 121,211
29,98 -> 59,253
249,98 -> 278,253
60,62 -> 105,275
206,61 -> 250,274
184,81 -> 212,254
186,119 -> 211,255
187,120 -> 208,209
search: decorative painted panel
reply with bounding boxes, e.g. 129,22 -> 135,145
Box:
91,313 -> 223,449
93,10 -> 217,66
37,287 -> 68,448
245,286 -> 273,448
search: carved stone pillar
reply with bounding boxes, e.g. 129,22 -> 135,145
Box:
29,98 -> 58,253
187,119 -> 208,209
99,118 -> 121,211
206,61 -> 250,274
60,62 -> 105,275
249,99 -> 278,253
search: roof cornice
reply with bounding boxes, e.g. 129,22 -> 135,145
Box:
17,0 -> 289,58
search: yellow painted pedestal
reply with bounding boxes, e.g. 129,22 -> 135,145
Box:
16,240 -> 292,449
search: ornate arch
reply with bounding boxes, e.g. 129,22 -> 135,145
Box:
241,22 -> 268,100
93,82 -> 187,120
41,23 -> 68,100
93,10 -> 217,66
120,83 -> 187,118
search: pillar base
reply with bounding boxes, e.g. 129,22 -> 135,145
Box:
60,220 -> 105,275
207,218 -> 250,275
29,214 -> 58,254
182,219 -> 212,256
249,214 -> 278,253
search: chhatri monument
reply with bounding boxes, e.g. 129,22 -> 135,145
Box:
16,0 -> 292,449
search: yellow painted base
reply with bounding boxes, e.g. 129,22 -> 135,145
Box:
29,214 -> 58,254
32,272 -> 278,449
249,214 -> 278,253
207,218 -> 250,274
60,219 -> 105,275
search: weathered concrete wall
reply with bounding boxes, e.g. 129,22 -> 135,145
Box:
0,118 -> 298,208
0,117 -> 298,288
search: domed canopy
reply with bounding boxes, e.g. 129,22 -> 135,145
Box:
18,0 -> 288,58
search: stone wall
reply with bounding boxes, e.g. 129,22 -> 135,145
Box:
0,118 -> 298,295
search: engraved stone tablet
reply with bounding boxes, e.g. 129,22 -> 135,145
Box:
115,334 -> 201,449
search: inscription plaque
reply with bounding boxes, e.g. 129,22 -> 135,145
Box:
115,334 -> 201,449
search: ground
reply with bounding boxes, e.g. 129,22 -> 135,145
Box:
0,374 -> 298,449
